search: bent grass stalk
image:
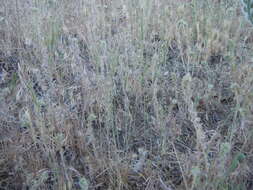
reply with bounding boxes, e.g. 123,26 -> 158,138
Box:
240,0 -> 253,25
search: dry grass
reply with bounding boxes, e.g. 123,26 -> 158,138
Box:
0,0 -> 253,189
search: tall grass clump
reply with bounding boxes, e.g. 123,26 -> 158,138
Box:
1,0 -> 253,189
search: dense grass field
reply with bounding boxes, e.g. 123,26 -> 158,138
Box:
1,0 -> 253,189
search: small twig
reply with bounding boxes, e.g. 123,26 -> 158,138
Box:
159,177 -> 174,190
